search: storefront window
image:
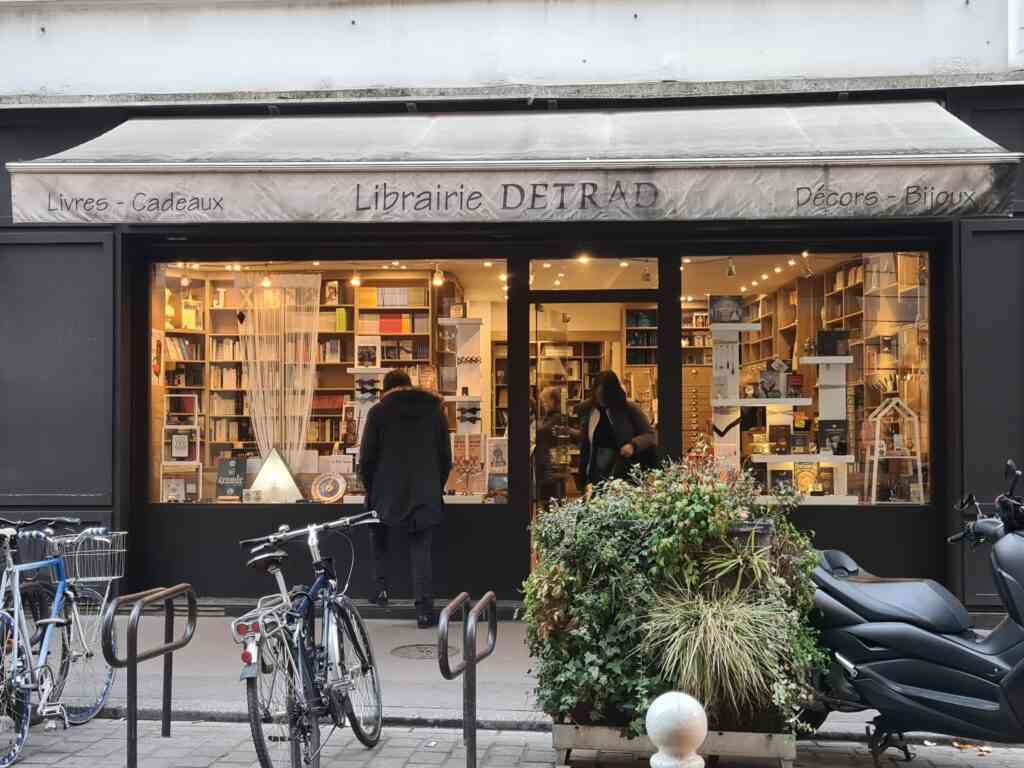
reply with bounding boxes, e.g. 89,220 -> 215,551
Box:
530,301 -> 660,510
530,256 -> 659,290
682,252 -> 930,504
150,259 -> 508,504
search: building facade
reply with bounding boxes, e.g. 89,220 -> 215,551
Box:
2,0 -> 1024,612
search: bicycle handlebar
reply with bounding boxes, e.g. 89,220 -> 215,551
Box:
0,516 -> 83,530
239,511 -> 379,549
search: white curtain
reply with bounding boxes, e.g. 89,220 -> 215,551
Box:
236,273 -> 321,471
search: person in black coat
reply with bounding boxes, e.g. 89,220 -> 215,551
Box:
577,370 -> 658,493
359,369 -> 452,627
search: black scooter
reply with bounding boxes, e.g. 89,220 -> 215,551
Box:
806,459 -> 1024,766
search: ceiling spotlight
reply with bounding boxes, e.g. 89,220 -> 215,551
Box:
225,264 -> 233,271
312,260 -> 321,266
557,272 -> 566,278
687,295 -> 694,302
802,250 -> 810,259
499,273 -> 508,282
683,258 -> 692,264
180,276 -> 191,287
189,263 -> 199,270
432,265 -> 445,287
752,280 -> 759,286
774,266 -> 783,273
727,257 -> 737,278
392,260 -> 400,266
261,275 -> 272,288
554,280 -> 562,286
382,265 -> 390,270
619,261 -> 629,268
175,261 -> 184,268
761,273 -> 769,280
502,284 -> 509,292
740,286 -> 747,292
400,265 -> 407,270
788,258 -> 797,266
577,252 -> 591,264
349,272 -> 361,287
484,261 -> 493,268
543,263 -> 552,269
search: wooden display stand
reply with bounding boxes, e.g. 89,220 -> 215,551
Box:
439,317 -> 484,436
752,355 -> 859,505
867,395 -> 924,503
160,393 -> 203,502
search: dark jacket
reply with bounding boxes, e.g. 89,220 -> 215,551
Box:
577,400 -> 657,487
358,387 -> 452,529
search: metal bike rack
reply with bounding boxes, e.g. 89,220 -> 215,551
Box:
438,591 -> 498,768
101,583 -> 198,768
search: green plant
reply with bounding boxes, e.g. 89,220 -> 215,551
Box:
642,585 -> 792,720
702,529 -> 774,595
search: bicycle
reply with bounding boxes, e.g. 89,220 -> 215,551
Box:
0,517 -> 125,767
233,511 -> 383,768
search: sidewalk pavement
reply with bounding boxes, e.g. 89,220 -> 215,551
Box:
110,617 -> 880,739
14,720 -> 1024,768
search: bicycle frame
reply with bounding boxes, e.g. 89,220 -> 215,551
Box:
0,555 -> 67,692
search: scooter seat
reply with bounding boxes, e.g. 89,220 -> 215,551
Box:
814,549 -> 970,635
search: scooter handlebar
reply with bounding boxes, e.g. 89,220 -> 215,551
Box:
947,529 -> 967,544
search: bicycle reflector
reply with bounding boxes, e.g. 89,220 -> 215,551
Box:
241,649 -> 253,665
235,621 -> 261,637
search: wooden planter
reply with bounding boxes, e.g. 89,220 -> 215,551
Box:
552,723 -> 795,768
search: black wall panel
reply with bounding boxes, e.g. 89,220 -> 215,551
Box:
960,220 -> 1024,605
0,232 -> 115,506
949,88 -> 1024,215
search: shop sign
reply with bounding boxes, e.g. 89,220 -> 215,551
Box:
10,163 -> 1016,223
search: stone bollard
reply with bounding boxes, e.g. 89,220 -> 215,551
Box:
646,692 -> 708,768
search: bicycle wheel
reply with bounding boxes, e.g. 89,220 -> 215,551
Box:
0,611 -> 30,768
56,585 -> 115,724
246,633 -> 320,768
331,597 -> 382,747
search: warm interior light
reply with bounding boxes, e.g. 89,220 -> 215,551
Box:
225,264 -> 233,271
788,258 -> 797,266
682,258 -> 692,264
727,257 -> 737,278
312,261 -> 321,266
752,280 -> 759,286
740,286 -> 747,292
687,295 -> 694,302
499,273 -> 508,282
774,266 -> 783,273
543,263 -> 552,269
554,280 -> 562,286
432,266 -> 445,286
483,261 -> 493,268
180,276 -> 191,287
577,253 -> 591,264
761,273 -> 769,280
260,275 -> 272,288
802,250 -> 810,258
619,261 -> 629,268
350,273 -> 361,287
557,272 -> 565,278
400,265 -> 407,270
382,265 -> 390,270
392,260 -> 400,266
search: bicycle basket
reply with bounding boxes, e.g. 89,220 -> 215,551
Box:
51,531 -> 127,582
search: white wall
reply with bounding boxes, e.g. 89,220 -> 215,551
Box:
0,0 -> 1020,100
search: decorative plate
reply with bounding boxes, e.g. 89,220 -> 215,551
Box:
311,473 -> 347,503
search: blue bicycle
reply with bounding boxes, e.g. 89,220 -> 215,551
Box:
0,517 -> 123,766
233,511 -> 383,768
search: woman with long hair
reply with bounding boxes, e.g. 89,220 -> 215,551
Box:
577,370 -> 657,491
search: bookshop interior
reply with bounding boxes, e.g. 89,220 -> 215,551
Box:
150,250 -> 930,509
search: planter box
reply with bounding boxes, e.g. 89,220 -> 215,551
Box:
552,723 -> 795,768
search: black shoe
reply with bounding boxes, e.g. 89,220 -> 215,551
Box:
371,590 -> 389,606
416,611 -> 438,629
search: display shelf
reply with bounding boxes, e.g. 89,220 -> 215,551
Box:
165,329 -> 206,335
756,494 -> 859,506
710,322 -> 761,333
750,453 -> 855,464
801,356 -> 854,365
712,397 -> 812,407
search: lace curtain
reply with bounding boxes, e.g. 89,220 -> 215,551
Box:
236,273 -> 321,471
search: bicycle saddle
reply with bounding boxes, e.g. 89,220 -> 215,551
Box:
246,549 -> 288,573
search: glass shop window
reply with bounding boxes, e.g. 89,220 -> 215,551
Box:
681,252 -> 930,504
149,258 -> 508,504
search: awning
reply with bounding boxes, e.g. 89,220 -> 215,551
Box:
8,100 -> 1019,224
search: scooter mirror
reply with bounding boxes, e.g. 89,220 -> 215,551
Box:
1007,460 -> 1022,496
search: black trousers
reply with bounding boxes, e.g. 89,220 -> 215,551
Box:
371,524 -> 434,611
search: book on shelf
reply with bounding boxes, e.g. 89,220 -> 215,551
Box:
216,458 -> 245,502
336,308 -> 349,331
162,478 -> 187,502
165,336 -> 203,361
324,280 -> 340,305
358,286 -> 378,307
358,313 -> 380,334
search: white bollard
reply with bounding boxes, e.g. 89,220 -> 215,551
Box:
646,691 -> 708,768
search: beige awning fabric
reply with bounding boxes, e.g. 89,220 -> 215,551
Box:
8,100 -> 1019,224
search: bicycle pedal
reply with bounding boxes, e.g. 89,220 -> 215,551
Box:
39,704 -> 68,730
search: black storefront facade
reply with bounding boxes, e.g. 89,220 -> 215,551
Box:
3,92 -> 1024,614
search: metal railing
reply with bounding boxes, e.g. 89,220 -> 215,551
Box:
101,583 -> 198,768
438,591 -> 498,768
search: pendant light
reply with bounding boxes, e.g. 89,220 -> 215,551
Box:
432,264 -> 445,287
727,257 -> 737,278
261,275 -> 272,288
350,271 -> 362,287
